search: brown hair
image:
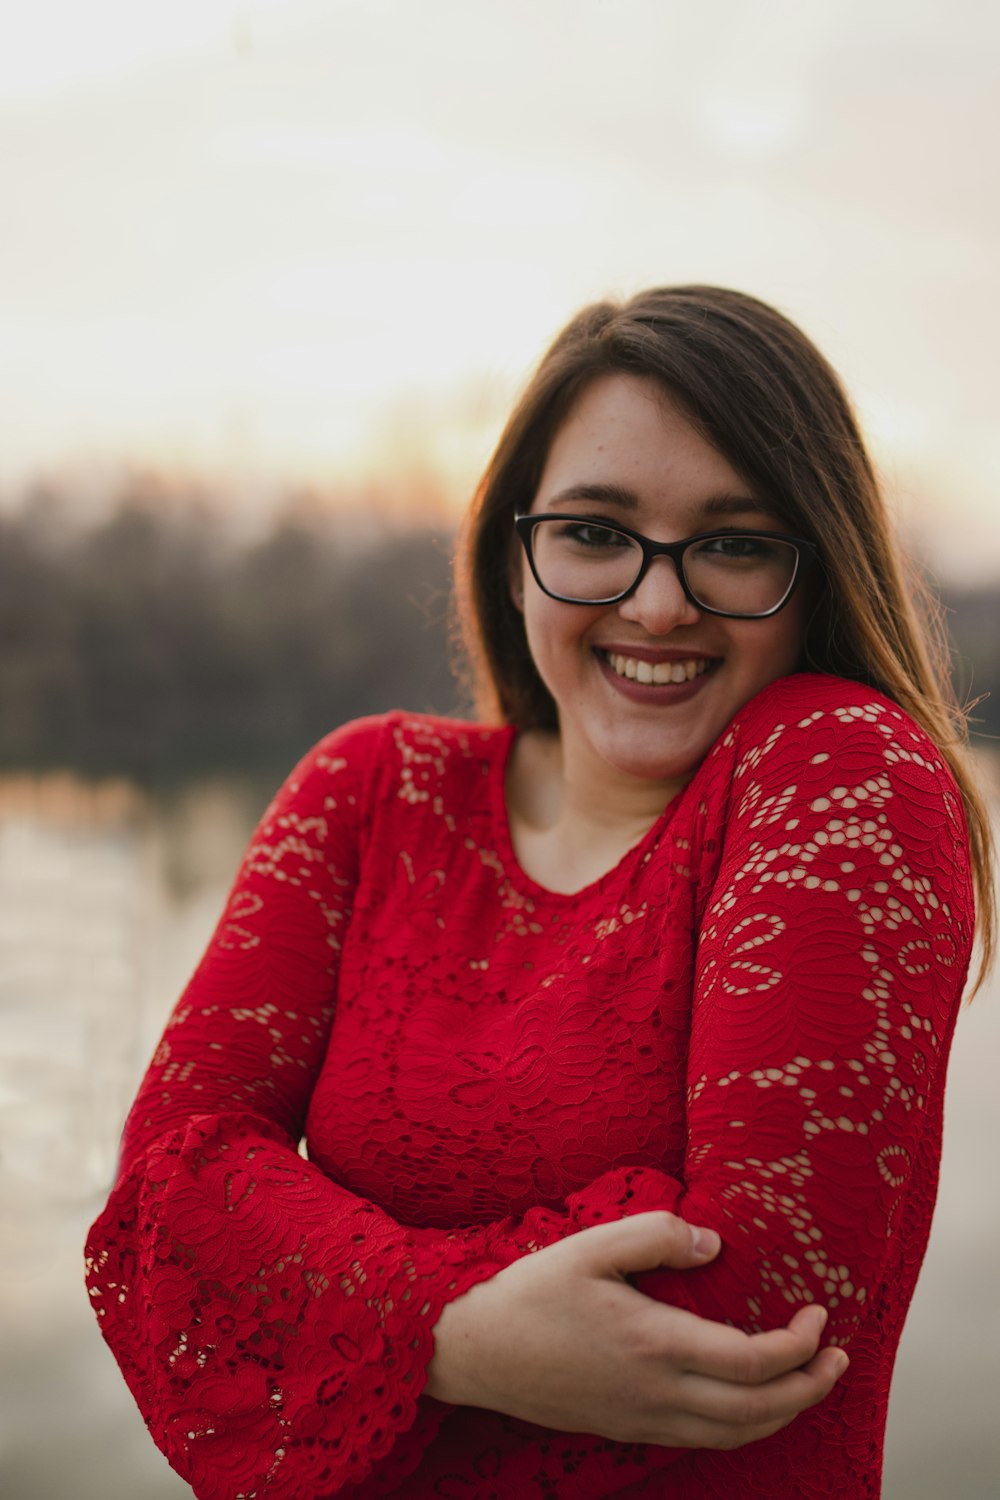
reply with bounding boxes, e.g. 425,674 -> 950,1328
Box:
455,284 -> 995,990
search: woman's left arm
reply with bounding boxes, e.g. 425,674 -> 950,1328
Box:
461,683 -> 975,1350
627,685 -> 976,1341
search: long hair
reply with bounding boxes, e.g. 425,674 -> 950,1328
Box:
455,285 -> 995,991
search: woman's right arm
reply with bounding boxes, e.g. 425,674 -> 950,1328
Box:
87,722 -> 517,1498
428,1211 -> 846,1447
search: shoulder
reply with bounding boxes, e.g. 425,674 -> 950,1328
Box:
719,672 -> 958,798
275,711 -> 510,816
722,671 -> 916,744
287,710 -> 505,770
710,672 -> 972,906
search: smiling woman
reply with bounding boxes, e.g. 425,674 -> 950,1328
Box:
85,285 -> 995,1499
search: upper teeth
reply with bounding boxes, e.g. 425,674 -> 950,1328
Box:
606,653 -> 710,685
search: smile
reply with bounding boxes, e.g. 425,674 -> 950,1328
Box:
602,653 -> 714,685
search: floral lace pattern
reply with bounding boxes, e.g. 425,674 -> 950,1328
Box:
85,675 -> 974,1497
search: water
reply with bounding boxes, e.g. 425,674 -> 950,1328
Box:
1,772 -> 997,1498
0,774 -> 258,1500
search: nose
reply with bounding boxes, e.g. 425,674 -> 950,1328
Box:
615,555 -> 702,633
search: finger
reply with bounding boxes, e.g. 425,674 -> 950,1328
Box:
649,1303 -> 831,1384
572,1211 -> 721,1277
787,1303 -> 831,1342
628,1347 -> 849,1450
672,1347 -> 849,1429
805,1344 -> 851,1386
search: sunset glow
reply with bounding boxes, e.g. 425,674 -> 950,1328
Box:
2,0 -> 998,577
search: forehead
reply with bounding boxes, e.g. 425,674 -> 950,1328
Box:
536,373 -> 762,521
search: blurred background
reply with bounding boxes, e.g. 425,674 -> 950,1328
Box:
1,1 -> 998,1495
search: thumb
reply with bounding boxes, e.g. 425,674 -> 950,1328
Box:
574,1211 -> 721,1277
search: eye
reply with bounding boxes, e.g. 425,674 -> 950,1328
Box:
552,521 -> 630,550
693,533 -> 779,563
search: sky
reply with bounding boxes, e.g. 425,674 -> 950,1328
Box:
1,0 -> 998,578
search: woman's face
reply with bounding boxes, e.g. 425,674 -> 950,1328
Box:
517,373 -> 808,795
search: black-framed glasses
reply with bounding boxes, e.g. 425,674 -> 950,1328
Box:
514,514 -> 817,619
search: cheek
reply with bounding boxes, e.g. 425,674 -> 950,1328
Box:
522,596 -> 561,674
522,596 -> 598,684
758,606 -> 807,679
726,602 -> 805,689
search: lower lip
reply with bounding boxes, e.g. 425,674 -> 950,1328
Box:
595,652 -> 718,704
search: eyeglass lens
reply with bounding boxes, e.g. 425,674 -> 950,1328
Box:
529,521 -> 799,614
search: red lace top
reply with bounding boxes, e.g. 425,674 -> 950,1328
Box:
85,673 -> 974,1498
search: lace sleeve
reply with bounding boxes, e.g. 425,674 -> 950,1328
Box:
85,723 -> 506,1500
471,688 -> 974,1351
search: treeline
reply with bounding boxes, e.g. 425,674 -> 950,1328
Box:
945,589 -> 1000,746
0,489 -> 463,783
1,489 -> 997,782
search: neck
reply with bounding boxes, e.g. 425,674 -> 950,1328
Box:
507,731 -> 688,893
562,738 -> 688,832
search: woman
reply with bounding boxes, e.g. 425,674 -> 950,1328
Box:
86,286 -> 994,1498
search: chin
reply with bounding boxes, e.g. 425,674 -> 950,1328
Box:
594,729 -> 703,787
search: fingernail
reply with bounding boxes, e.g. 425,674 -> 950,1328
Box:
690,1225 -> 721,1259
813,1306 -> 829,1331
833,1351 -> 850,1376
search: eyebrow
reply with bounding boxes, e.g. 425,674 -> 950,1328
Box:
544,483 -> 641,510
543,484 -> 782,521
700,493 -> 782,521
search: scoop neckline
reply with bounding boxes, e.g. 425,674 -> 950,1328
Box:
488,724 -> 690,904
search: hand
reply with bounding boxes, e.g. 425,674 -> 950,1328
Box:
426,1211 -> 848,1449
